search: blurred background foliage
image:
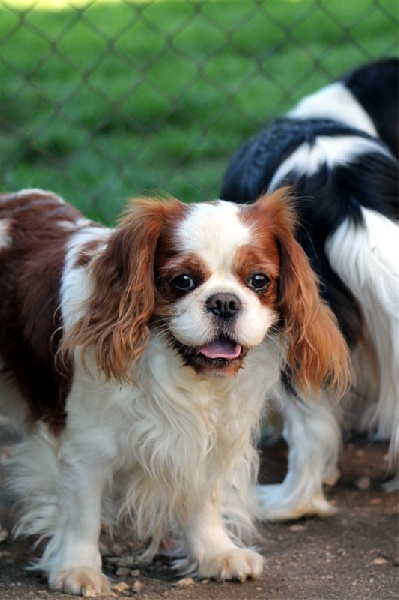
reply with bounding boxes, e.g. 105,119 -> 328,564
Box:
0,0 -> 397,222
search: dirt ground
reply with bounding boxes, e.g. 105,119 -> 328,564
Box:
0,434 -> 398,600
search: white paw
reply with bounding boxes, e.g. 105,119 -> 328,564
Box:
198,548 -> 264,582
256,484 -> 338,520
382,474 -> 399,492
50,567 -> 110,596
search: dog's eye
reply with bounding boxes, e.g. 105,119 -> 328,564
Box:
171,274 -> 196,292
248,273 -> 270,292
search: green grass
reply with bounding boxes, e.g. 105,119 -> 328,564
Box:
0,0 -> 397,222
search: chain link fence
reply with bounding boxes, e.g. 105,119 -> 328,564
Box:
0,0 -> 397,220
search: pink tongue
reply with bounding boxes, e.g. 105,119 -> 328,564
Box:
198,340 -> 242,360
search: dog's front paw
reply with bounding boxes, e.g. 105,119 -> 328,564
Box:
50,567 -> 110,596
198,548 -> 264,582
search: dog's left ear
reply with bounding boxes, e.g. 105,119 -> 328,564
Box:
64,197 -> 183,382
257,189 -> 350,396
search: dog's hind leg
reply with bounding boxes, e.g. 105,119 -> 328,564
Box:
326,208 -> 399,488
256,384 -> 341,520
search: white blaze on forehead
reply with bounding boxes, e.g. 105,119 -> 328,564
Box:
177,201 -> 251,272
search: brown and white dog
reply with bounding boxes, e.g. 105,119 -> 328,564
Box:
0,188 -> 349,595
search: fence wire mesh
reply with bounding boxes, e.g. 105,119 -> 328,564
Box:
0,0 -> 398,220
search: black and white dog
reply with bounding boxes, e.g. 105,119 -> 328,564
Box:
221,57 -> 399,519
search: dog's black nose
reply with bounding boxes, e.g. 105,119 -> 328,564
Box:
206,293 -> 242,320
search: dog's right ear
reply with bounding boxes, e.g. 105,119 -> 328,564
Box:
255,189 -> 350,396
63,197 -> 184,382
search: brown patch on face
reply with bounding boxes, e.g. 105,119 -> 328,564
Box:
238,188 -> 350,395
233,243 -> 280,309
238,189 -> 298,330
62,196 -> 189,382
0,190 -> 98,432
153,251 -> 211,321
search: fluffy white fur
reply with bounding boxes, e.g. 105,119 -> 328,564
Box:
327,208 -> 399,482
9,340 -> 277,592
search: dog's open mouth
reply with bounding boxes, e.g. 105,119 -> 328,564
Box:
197,337 -> 242,360
174,335 -> 248,375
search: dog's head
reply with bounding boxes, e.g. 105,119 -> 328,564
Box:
152,193 -> 282,378
66,188 -> 349,393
